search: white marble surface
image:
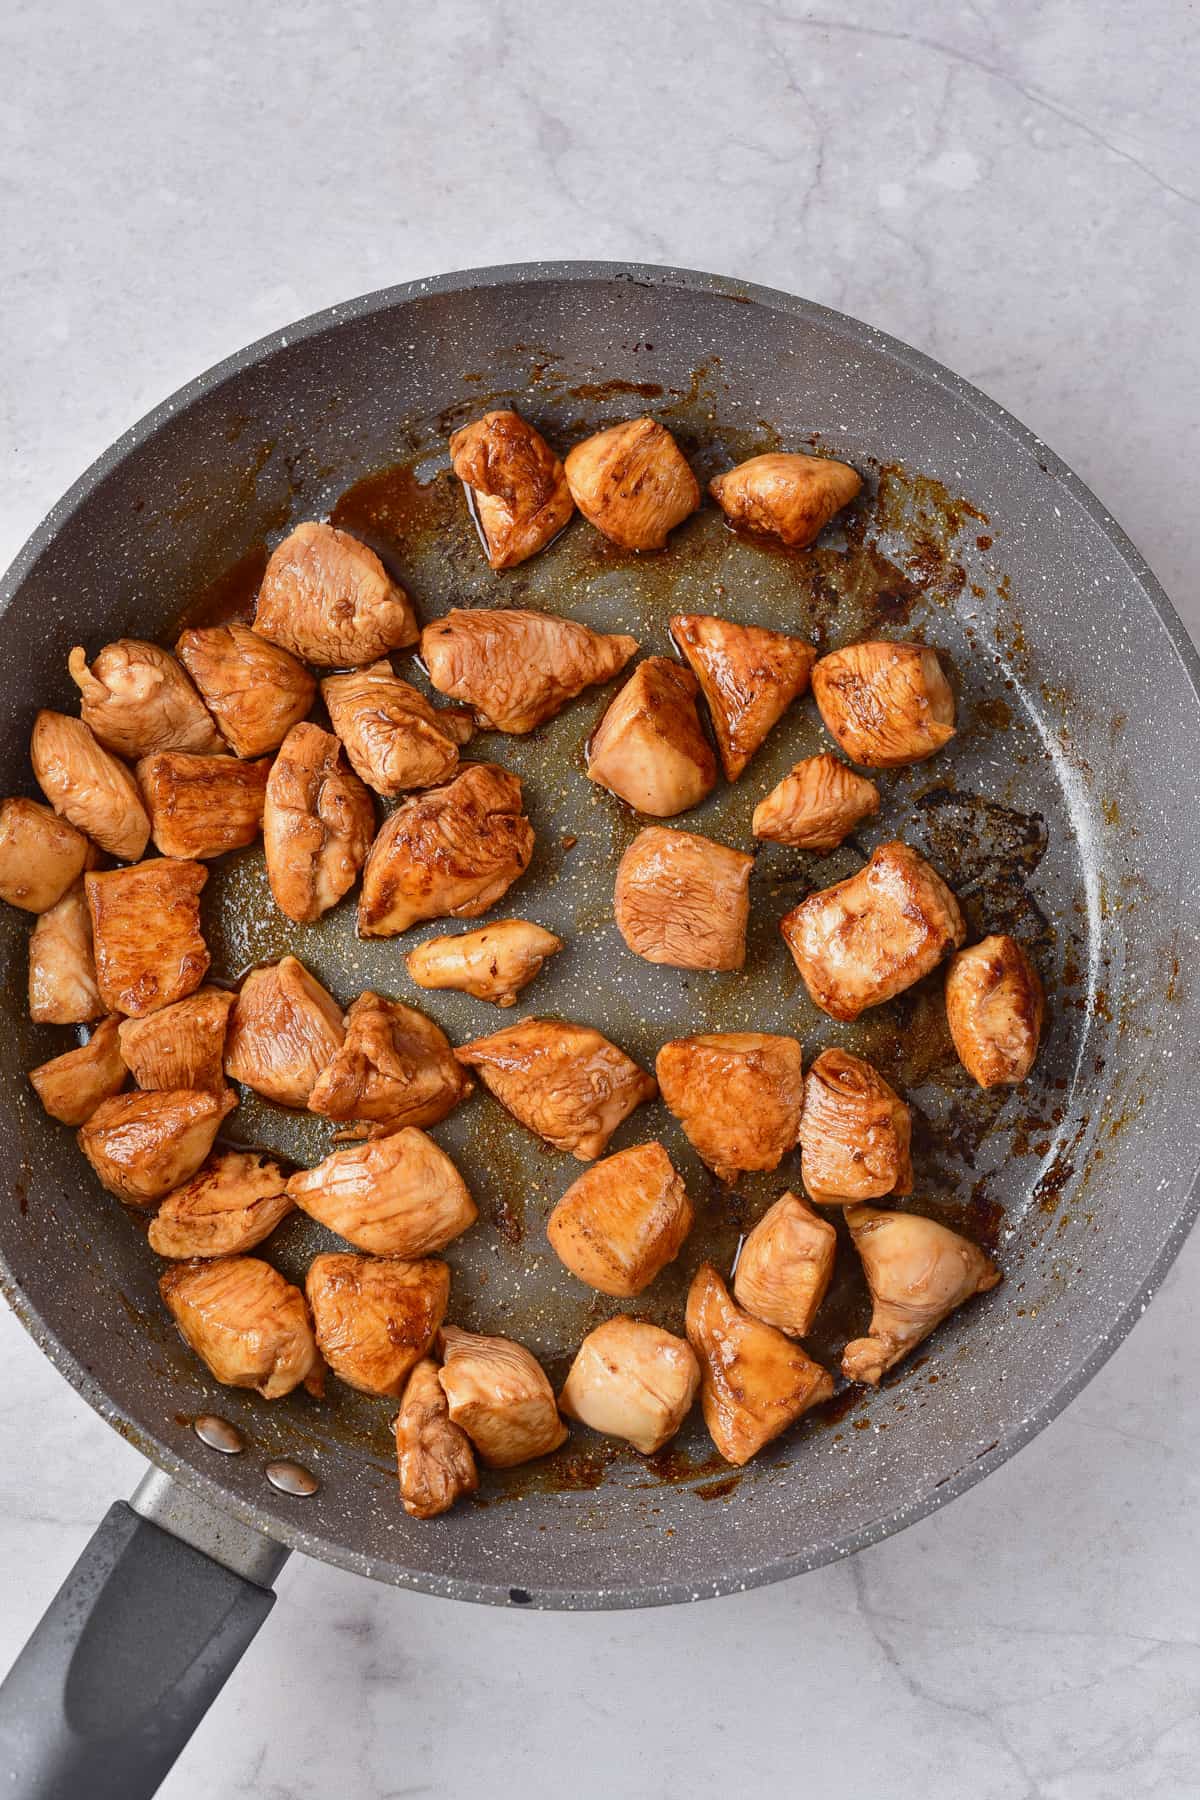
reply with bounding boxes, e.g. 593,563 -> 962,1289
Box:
2,2 -> 1199,1795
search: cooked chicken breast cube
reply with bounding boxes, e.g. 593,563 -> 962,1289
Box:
253,520 -> 419,667
799,1047 -> 913,1205
405,919 -> 563,1008
842,1204 -> 1001,1385
0,798 -> 93,913
564,417 -> 700,550
358,763 -> 534,937
68,639 -> 223,759
321,661 -> 472,797
176,624 -> 317,758
160,1257 -> 324,1400
286,1127 -> 478,1256
263,723 -> 375,924
587,659 -> 717,818
449,409 -> 575,569
945,935 -> 1044,1089
118,986 -> 236,1093
32,711 -> 150,862
752,754 -> 880,851
547,1141 -> 694,1296
456,1018 -> 656,1161
224,957 -> 344,1107
421,608 -> 637,734
733,1192 -> 837,1337
812,640 -> 955,767
614,826 -> 752,971
29,879 -> 103,1024
686,1263 -> 833,1466
148,1149 -> 293,1258
781,841 -> 965,1022
137,751 -> 271,861
307,991 -> 472,1132
29,1015 -> 126,1125
559,1318 -> 700,1455
305,1253 -> 450,1396
670,615 -> 816,780
438,1326 -> 567,1468
709,452 -> 862,548
78,1085 -> 236,1204
656,1033 -> 804,1184
395,1357 -> 479,1519
85,859 -> 210,1017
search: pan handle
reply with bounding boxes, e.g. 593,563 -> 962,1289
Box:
0,1467 -> 289,1800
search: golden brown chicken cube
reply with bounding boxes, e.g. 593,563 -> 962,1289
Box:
68,640 -> 223,759
670,614 -> 816,780
321,661 -> 473,797
32,711 -> 150,862
305,1253 -> 450,1396
405,919 -> 564,1008
945,935 -> 1044,1089
28,1015 -> 126,1125
176,624 -> 317,758
558,1318 -> 700,1455
613,826 -> 752,971
307,991 -> 472,1133
78,1085 -> 236,1205
252,520 -> 419,666
842,1204 -> 1001,1385
449,409 -> 575,569
752,754 -> 880,852
456,1018 -> 656,1161
564,417 -> 700,550
263,723 -> 375,924
118,986 -> 236,1093
160,1257 -> 324,1400
0,798 -> 93,913
547,1141 -> 694,1296
811,640 -> 955,768
586,658 -> 717,818
286,1127 -> 478,1256
686,1263 -> 833,1466
148,1149 -> 293,1258
656,1033 -> 804,1184
781,841 -> 965,1022
85,858 -> 210,1017
358,763 -> 534,937
798,1047 -> 913,1205
709,452 -> 862,549
395,1358 -> 480,1519
28,879 -> 103,1024
420,608 -> 637,734
438,1326 -> 567,1468
224,957 -> 344,1108
733,1192 -> 837,1337
136,751 -> 271,861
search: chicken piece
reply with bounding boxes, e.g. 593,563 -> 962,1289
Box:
686,1263 -> 833,1466
547,1141 -> 694,1296
160,1257 -> 323,1400
0,798 -> 93,913
709,452 -> 862,549
586,659 -> 717,818
307,991 -> 472,1132
559,1318 -> 700,1455
456,1018 -> 656,1161
148,1149 -> 293,1258
68,640 -> 223,759
117,986 -> 236,1093
670,615 -> 816,780
656,1033 -> 804,1184
842,1204 -> 1001,1384
357,763 -> 534,937
753,754 -> 880,851
564,417 -> 700,550
28,880 -> 103,1024
176,624 -> 317,758
395,1358 -> 480,1519
614,826 -> 752,971
405,919 -> 563,1008
78,1085 -> 236,1205
421,608 -> 637,734
224,957 -> 344,1107
733,1192 -> 837,1337
85,859 -> 210,1017
286,1128 -> 477,1256
799,1048 -> 913,1204
31,711 -> 150,862
449,409 -> 575,569
438,1326 -> 567,1468
253,520 -> 419,666
781,841 -> 965,1022
29,1015 -> 126,1125
945,935 -> 1044,1089
811,641 -> 955,768
321,661 -> 473,797
263,723 -> 375,924
137,751 -> 271,860
305,1254 -> 450,1396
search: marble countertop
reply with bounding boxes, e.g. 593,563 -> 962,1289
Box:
2,2 -> 1198,1795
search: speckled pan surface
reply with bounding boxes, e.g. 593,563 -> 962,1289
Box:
1,262 -> 1199,1609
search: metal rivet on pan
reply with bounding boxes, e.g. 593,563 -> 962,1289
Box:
265,1458 -> 320,1497
192,1414 -> 245,1455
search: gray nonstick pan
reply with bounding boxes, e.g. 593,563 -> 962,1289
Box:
1,262 -> 1198,1798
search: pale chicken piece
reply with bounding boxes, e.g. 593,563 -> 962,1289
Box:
176,624 -> 317,758
224,957 -> 344,1107
78,1085 -> 236,1205
160,1257 -> 324,1400
733,1192 -> 837,1337
305,1254 -> 450,1396
449,409 -> 575,569
798,1047 -> 913,1205
31,711 -> 150,862
68,640 -> 223,759
547,1141 -> 694,1296
811,640 -> 956,768
752,754 -> 880,851
253,520 -> 418,666
686,1263 -> 833,1466
420,608 -> 637,734
85,859 -> 210,1017
286,1128 -> 478,1256
263,723 -> 375,924
29,1015 -> 126,1125
118,986 -> 236,1093
137,751 -> 271,860
0,798 -> 93,913
395,1358 -> 479,1519
945,935 -> 1044,1089
656,1033 -> 804,1184
670,615 -> 816,780
358,763 -> 534,937
842,1204 -> 1001,1384
438,1326 -> 567,1468
586,659 -> 717,818
613,826 -> 752,971
321,661 -> 473,797
564,417 -> 700,550
28,880 -> 103,1024
558,1318 -> 700,1455
307,991 -> 472,1132
405,920 -> 563,1008
456,1018 -> 656,1161
148,1149 -> 293,1258
781,840 -> 965,1022
709,452 -> 862,549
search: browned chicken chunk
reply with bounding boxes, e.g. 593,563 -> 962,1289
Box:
438,1326 -> 567,1468
812,640 -> 955,767
263,723 -> 375,924
176,624 -> 317,758
0,798 -> 93,913
286,1128 -> 477,1256
842,1204 -> 1001,1384
137,751 -> 271,860
32,711 -> 150,862
709,452 -> 862,548
559,1318 -> 700,1455
686,1263 -> 833,1466
29,1015 -> 126,1125
614,826 -> 752,971
405,920 -> 563,1008
28,880 -> 102,1024
118,986 -> 236,1093
564,417 -> 700,550
945,935 -> 1044,1089
253,520 -> 419,666
656,1033 -> 804,1184
395,1358 -> 480,1519
456,1018 -> 656,1161
86,859 -> 210,1017
148,1149 -> 293,1258
421,608 -> 637,734
321,661 -> 473,797
160,1257 -> 324,1399
306,1253 -> 450,1396
68,640 -> 223,758
449,409 -> 575,569
587,659 -> 717,818
224,957 -> 344,1107
670,615 -> 816,780
752,754 -> 880,851
733,1192 -> 837,1337
307,991 -> 472,1133
547,1140 -> 694,1296
78,1085 -> 236,1204
798,1047 -> 913,1205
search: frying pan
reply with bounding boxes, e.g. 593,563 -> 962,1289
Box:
1,261 -> 1198,1798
